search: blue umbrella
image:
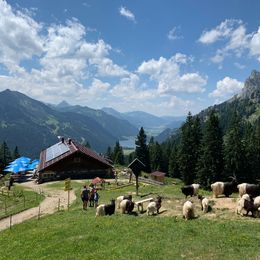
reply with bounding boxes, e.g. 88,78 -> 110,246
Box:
13,156 -> 31,163
4,164 -> 27,173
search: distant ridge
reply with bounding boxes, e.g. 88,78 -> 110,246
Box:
0,90 -> 137,157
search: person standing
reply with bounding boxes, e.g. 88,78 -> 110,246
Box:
93,189 -> 100,208
80,185 -> 89,210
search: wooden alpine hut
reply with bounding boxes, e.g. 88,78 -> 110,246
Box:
37,138 -> 113,183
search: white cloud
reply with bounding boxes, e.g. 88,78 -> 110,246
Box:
167,26 -> 183,41
137,54 -> 206,94
119,6 -> 136,22
199,19 -> 260,63
250,27 -> 260,55
198,19 -> 240,44
0,1 -> 207,116
209,77 -> 243,99
0,0 -> 43,69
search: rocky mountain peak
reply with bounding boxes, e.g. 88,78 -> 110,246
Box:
240,69 -> 260,102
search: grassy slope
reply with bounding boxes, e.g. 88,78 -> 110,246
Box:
0,185 -> 44,219
0,180 -> 259,259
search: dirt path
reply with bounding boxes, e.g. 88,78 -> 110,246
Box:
0,181 -> 76,232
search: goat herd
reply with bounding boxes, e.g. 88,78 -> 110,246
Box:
95,178 -> 260,220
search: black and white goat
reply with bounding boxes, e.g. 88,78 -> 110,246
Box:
211,177 -> 237,198
120,199 -> 135,214
116,195 -> 132,209
96,199 -> 116,217
147,196 -> 162,216
181,184 -> 200,198
237,183 -> 260,198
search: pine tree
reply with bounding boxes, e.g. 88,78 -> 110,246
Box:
113,141 -> 124,165
135,127 -> 151,172
149,141 -> 163,171
168,146 -> 180,178
105,146 -> 113,161
196,111 -> 224,189
178,113 -> 202,184
224,113 -> 245,181
244,125 -> 260,181
0,141 -> 12,168
13,146 -> 20,160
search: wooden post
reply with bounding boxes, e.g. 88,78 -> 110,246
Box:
38,205 -> 41,220
4,196 -> 7,215
136,176 -> 139,196
10,214 -> 12,229
67,190 -> 70,211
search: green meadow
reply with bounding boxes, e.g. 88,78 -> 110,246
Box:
0,179 -> 259,260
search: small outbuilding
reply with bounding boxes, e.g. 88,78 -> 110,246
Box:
38,138 -> 113,183
150,171 -> 166,183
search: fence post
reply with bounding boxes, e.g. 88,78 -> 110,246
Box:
38,205 -> 41,220
5,196 -> 7,215
9,214 -> 12,229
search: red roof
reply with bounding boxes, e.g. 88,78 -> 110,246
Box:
151,171 -> 166,177
38,139 -> 112,172
92,177 -> 105,185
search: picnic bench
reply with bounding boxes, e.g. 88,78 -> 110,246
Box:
135,197 -> 154,212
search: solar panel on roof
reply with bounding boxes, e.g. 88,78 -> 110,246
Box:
45,142 -> 70,162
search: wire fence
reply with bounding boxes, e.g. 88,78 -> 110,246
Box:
0,187 -> 44,220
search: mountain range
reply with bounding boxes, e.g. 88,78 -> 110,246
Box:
1,70 -> 259,158
0,89 -> 182,157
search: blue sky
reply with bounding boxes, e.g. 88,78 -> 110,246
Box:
0,0 -> 260,116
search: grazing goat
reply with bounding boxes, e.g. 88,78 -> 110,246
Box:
120,199 -> 135,214
211,177 -> 237,198
181,184 -> 200,198
198,195 -> 209,213
116,195 -> 132,209
237,183 -> 260,198
236,194 -> 259,217
254,196 -> 260,217
96,199 -> 115,217
147,196 -> 162,216
236,194 -> 252,216
183,201 -> 195,220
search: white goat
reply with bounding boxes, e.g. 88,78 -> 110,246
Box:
211,182 -> 224,198
95,204 -> 106,217
183,201 -> 195,220
254,196 -> 260,217
146,201 -> 158,216
192,184 -> 200,196
237,183 -> 247,197
236,194 -> 251,216
198,195 -> 209,213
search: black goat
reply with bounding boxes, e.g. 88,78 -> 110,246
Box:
243,199 -> 259,217
125,200 -> 135,214
96,199 -> 115,217
246,184 -> 260,198
181,184 -> 200,198
104,199 -> 116,215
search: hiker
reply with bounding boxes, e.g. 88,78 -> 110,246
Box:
81,185 -> 90,210
93,189 -> 100,208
